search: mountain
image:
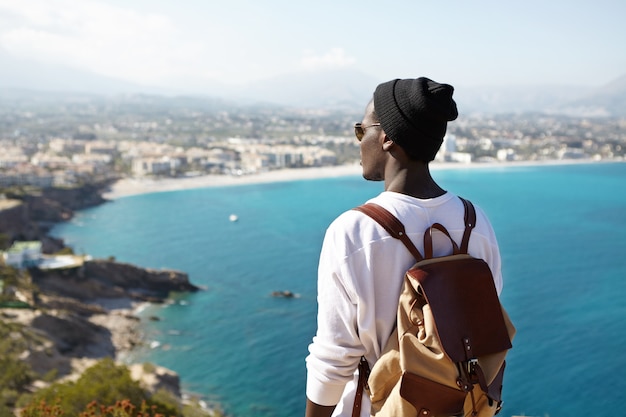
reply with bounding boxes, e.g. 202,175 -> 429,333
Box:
0,49 -> 377,109
228,69 -> 381,110
240,71 -> 626,116
556,73 -> 626,117
455,74 -> 626,117
0,49 -> 160,96
454,84 -> 594,115
0,48 -> 623,115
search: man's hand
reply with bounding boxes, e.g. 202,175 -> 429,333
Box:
305,398 -> 336,417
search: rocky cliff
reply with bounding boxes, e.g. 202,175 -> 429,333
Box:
20,258 -> 199,373
4,258 -> 200,409
30,260 -> 199,303
83,260 -> 200,297
0,181 -> 112,249
4,307 -> 186,410
0,200 -> 33,241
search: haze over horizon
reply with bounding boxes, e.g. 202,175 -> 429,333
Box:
0,0 -> 625,97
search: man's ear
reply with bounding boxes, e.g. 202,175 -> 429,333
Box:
381,134 -> 394,151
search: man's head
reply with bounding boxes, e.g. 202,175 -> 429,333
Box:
373,77 -> 458,162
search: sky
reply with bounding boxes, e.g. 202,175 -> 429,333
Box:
0,0 -> 625,93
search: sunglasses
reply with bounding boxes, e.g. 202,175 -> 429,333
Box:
354,122 -> 381,141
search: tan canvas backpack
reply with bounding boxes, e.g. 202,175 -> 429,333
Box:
351,198 -> 516,417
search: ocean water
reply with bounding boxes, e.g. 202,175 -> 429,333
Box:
51,162 -> 626,417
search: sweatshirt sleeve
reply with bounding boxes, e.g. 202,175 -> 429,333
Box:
305,215 -> 366,406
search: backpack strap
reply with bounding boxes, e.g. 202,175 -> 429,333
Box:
355,198 -> 477,259
459,197 -> 477,254
353,203 -> 424,262
352,357 -> 370,417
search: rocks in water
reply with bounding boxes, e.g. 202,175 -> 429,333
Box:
271,290 -> 297,298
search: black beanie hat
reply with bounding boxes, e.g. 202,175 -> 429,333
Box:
373,77 -> 458,162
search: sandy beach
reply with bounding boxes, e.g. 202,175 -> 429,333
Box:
103,164 -> 364,199
102,159 -> 618,200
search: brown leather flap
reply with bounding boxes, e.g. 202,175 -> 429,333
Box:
400,372 -> 466,417
487,361 -> 506,402
407,254 -> 512,362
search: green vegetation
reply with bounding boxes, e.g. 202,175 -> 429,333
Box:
0,265 -> 35,305
18,358 -> 181,416
0,186 -> 42,200
0,318 -> 219,416
53,247 -> 74,256
0,320 -> 37,412
20,396 -> 223,417
0,266 -> 20,291
21,398 -> 171,417
0,234 -> 10,252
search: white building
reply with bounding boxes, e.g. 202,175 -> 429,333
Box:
2,241 -> 42,269
131,156 -> 182,176
443,134 -> 457,153
497,149 -> 518,162
447,152 -> 473,164
0,164 -> 54,188
435,134 -> 472,163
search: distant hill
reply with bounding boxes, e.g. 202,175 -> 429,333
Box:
229,69 -> 380,111
556,73 -> 626,117
450,75 -> 626,117
0,49 -> 623,116
454,84 -> 594,115
234,70 -> 626,117
0,49 -> 155,96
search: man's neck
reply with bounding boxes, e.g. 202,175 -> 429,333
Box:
384,163 -> 446,199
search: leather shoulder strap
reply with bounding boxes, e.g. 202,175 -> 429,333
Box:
459,197 -> 477,254
354,198 -> 477,259
353,203 -> 423,262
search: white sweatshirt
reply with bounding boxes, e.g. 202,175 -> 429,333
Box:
305,191 -> 503,417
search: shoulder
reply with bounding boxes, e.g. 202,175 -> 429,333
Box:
325,207 -> 378,244
322,199 -> 399,258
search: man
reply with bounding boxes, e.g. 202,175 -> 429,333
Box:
305,77 -> 503,417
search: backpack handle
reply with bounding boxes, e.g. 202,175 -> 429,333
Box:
424,223 -> 460,259
423,198 -> 476,258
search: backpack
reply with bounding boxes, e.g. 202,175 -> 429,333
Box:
351,197 -> 515,417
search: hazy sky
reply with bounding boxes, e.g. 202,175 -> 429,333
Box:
0,0 -> 624,90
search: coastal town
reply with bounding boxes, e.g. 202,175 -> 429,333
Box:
1,94 -> 624,191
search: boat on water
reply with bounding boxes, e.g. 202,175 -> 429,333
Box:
229,214 -> 239,222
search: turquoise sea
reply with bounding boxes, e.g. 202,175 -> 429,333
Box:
51,162 -> 626,417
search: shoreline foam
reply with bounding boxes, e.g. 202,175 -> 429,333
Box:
102,159 -> 621,200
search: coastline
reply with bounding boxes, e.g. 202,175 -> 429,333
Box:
103,163 -> 363,200
103,159 -> 621,200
